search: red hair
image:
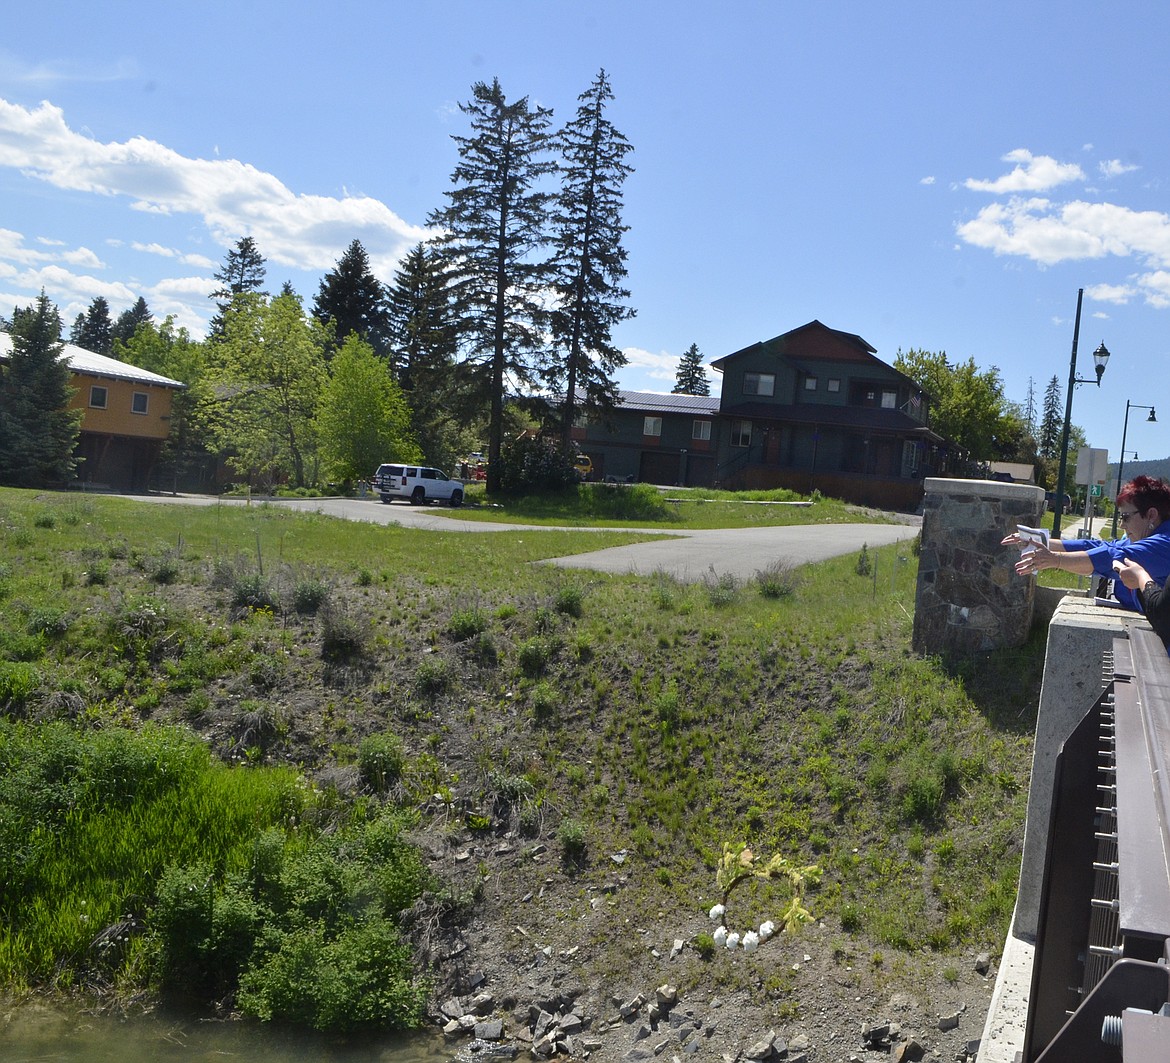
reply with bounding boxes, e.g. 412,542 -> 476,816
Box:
1117,474 -> 1170,523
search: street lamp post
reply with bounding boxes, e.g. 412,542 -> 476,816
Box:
1052,288 -> 1111,537
1110,400 -> 1158,538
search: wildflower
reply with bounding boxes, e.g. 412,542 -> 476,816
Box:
742,930 -> 759,952
759,920 -> 775,941
725,931 -> 740,950
712,925 -> 728,947
708,903 -> 725,922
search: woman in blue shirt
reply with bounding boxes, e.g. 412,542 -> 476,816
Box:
1006,475 -> 1170,612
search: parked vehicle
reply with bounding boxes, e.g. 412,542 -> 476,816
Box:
574,454 -> 593,481
374,464 -> 464,506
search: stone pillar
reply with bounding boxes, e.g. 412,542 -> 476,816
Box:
912,478 -> 1046,655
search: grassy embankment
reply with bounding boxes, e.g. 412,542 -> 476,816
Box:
0,486 -> 1044,1027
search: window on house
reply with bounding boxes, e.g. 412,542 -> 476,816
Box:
692,419 -> 711,441
827,378 -> 841,393
131,392 -> 148,414
730,419 -> 753,448
881,390 -> 897,409
643,416 -> 663,437
743,372 -> 775,397
89,386 -> 108,409
804,376 -> 817,391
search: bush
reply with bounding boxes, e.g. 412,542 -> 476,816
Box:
756,559 -> 799,599
517,637 -> 553,678
291,577 -> 329,615
496,437 -> 579,496
447,607 -> 489,641
702,568 -> 739,607
359,733 -> 405,793
232,573 -> 277,612
552,585 -> 584,618
414,655 -> 451,697
320,604 -> 369,662
558,817 -> 587,860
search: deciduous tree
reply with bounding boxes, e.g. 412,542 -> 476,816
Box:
200,292 -> 326,489
427,78 -> 557,493
546,69 -> 634,448
0,293 -> 81,486
316,333 -> 420,483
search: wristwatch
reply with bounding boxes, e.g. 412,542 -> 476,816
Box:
1144,579 -> 1159,598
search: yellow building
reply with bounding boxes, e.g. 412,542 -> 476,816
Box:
0,334 -> 184,491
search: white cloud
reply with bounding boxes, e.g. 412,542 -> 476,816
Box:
956,194 -> 1170,306
964,149 -> 1085,194
1137,270 -> 1170,309
623,345 -> 689,383
920,175 -> 936,186
0,51 -> 139,86
1100,159 -> 1139,178
0,228 -> 49,265
131,241 -> 216,269
1085,283 -> 1135,304
0,98 -> 433,276
60,246 -> 105,268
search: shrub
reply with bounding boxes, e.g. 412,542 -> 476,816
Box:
694,931 -> 716,960
291,577 -> 329,614
359,733 -> 406,793
840,903 -> 861,933
702,568 -> 739,607
147,552 -> 181,585
232,573 -> 277,612
531,681 -> 558,724
855,544 -> 872,576
25,607 -> 70,638
496,437 -> 578,496
756,559 -> 799,599
414,655 -> 451,697
447,608 -> 489,641
558,817 -> 587,860
0,661 -> 40,708
517,637 -> 553,678
552,585 -> 584,618
320,604 -> 369,662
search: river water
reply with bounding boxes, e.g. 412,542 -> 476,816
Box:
2,1001 -> 452,1063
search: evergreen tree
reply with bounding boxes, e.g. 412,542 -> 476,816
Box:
71,296 -> 113,354
0,293 -> 81,486
386,244 -> 464,465
426,78 -> 557,493
313,239 -> 392,359
111,296 -> 153,346
208,236 -> 267,338
546,69 -> 635,448
672,343 -> 710,395
1039,375 -> 1063,460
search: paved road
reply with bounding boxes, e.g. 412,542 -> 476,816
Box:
130,493 -> 920,583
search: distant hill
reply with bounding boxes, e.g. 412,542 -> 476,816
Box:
1104,457 -> 1170,488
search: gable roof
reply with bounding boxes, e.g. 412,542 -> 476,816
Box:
710,319 -> 878,368
0,332 -> 184,389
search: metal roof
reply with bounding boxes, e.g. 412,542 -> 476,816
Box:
0,332 -> 184,389
614,389 -> 720,415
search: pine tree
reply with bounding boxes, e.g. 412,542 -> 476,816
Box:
386,244 -> 462,464
208,236 -> 267,338
112,296 -> 153,346
70,296 -> 113,354
673,343 -> 710,396
426,78 -> 557,493
0,293 -> 81,486
313,239 -> 392,359
546,69 -> 635,448
1039,375 -> 1063,460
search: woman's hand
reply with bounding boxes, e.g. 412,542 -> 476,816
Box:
1016,545 -> 1057,576
1114,558 -> 1152,591
1002,532 -> 1024,548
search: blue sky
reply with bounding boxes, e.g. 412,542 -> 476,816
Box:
2,0 -> 1169,464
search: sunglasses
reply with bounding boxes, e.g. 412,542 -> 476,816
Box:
1117,509 -> 1141,522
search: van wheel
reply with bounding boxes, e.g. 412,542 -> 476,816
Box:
450,489 -> 463,507
411,487 -> 426,505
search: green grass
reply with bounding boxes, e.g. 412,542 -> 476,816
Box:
428,481 -> 894,529
0,486 -> 1042,1022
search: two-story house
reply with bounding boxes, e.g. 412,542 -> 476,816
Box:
710,320 -> 951,509
574,320 -> 952,510
0,333 -> 184,491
